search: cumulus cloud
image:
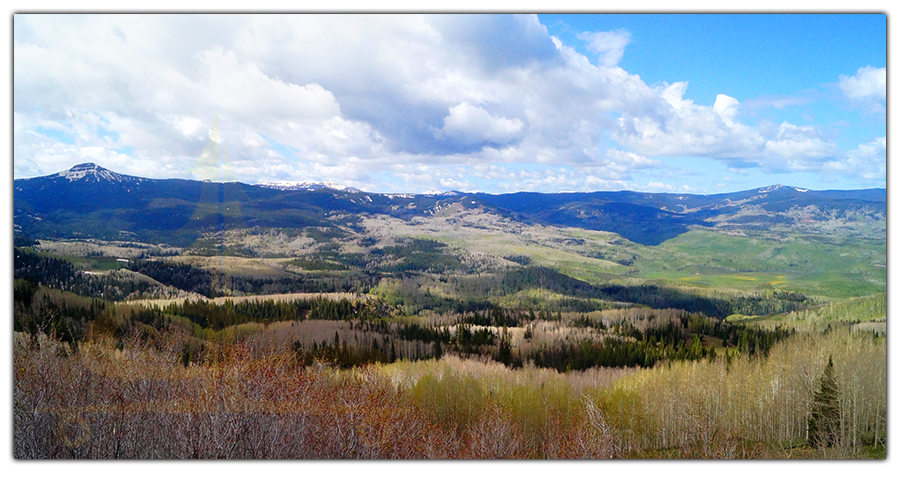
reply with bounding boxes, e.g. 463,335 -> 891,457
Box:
713,95 -> 740,125
614,82 -> 765,161
439,102 -> 524,147
838,66 -> 886,114
13,14 -> 885,193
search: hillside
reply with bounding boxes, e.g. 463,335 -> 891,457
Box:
14,163 -> 886,247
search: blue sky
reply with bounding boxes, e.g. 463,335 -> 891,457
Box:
543,14 -> 885,104
13,13 -> 886,194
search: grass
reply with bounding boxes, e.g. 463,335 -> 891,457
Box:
633,229 -> 885,299
67,255 -> 130,271
728,293 -> 887,334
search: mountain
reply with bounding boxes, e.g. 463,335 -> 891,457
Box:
14,163 -> 886,247
471,184 -> 885,244
55,162 -> 145,184
257,181 -> 361,193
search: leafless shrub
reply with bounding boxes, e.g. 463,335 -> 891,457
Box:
464,406 -> 524,459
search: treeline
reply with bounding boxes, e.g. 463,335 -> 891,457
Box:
227,274 -> 378,296
500,266 -> 599,297
598,284 -> 811,318
394,322 -> 502,359
372,271 -> 619,316
155,297 -> 394,330
374,265 -> 811,319
292,339 -> 389,368
340,309 -> 794,372
457,305 -> 531,328
508,311 -> 795,372
127,260 -> 212,295
525,335 -> 714,371
13,279 -> 106,347
522,320 -> 792,372
14,248 -> 153,301
286,257 -> 350,271
128,259 -> 379,297
317,238 -> 468,274
377,238 -> 465,273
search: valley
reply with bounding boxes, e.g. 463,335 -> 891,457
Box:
13,164 -> 887,459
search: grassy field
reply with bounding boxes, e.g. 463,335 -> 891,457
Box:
635,230 -> 886,298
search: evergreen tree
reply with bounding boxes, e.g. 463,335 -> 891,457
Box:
808,355 -> 841,448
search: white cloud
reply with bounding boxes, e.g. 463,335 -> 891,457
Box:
604,149 -> 659,169
713,95 -> 739,126
614,82 -> 765,160
838,66 -> 886,114
12,14 -> 885,192
577,29 -> 632,67
822,137 -> 885,180
196,47 -> 341,120
439,102 -> 524,146
763,122 -> 838,168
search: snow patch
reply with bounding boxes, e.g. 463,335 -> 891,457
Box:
758,185 -> 784,193
257,181 -> 361,193
55,162 -> 140,184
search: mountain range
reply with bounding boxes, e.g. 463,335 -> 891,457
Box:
14,163 -> 886,247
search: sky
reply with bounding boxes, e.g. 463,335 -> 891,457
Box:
12,13 -> 887,194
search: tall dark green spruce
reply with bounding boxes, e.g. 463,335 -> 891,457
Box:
808,355 -> 841,448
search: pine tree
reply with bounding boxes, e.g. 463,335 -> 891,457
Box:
808,355 -> 841,448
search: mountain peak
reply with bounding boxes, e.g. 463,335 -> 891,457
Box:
55,162 -> 139,184
757,184 -> 785,193
69,162 -> 102,171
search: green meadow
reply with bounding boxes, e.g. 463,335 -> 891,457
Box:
625,230 -> 884,299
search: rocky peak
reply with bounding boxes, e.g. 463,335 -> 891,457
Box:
55,162 -> 139,184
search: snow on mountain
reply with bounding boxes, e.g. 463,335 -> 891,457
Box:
756,184 -> 811,194
53,163 -> 143,184
757,184 -> 785,193
259,181 -> 464,197
257,181 -> 361,193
